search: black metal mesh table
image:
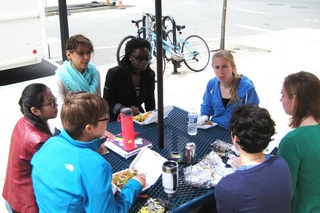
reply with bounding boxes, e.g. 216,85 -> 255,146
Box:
104,106 -> 231,213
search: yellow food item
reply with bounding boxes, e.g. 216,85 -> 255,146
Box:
112,170 -> 137,190
133,111 -> 152,122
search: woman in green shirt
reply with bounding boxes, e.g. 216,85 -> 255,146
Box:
278,71 -> 320,213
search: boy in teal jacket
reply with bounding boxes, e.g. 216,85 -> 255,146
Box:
31,92 -> 146,213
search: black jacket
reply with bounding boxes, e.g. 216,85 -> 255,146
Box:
103,65 -> 156,121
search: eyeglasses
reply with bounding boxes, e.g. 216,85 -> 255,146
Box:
74,50 -> 92,57
97,114 -> 110,123
41,97 -> 57,108
134,56 -> 151,63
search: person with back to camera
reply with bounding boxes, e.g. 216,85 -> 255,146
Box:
215,104 -> 292,213
278,71 -> 320,213
103,38 -> 156,121
2,83 -> 58,213
200,50 -> 260,128
31,92 -> 146,213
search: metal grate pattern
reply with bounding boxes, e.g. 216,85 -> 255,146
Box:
104,106 -> 231,212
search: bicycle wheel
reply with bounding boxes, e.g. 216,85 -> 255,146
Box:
116,35 -> 135,63
182,35 -> 210,72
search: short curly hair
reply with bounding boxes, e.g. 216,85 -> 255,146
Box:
229,104 -> 275,153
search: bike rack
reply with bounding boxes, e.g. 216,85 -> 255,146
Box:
142,13 -> 154,40
142,13 -> 180,75
162,15 -> 179,75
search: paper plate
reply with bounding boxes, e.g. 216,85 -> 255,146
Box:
133,105 -> 173,125
111,147 -> 167,193
197,122 -> 217,129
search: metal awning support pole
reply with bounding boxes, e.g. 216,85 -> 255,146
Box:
220,0 -> 227,50
155,0 -> 164,149
58,0 -> 69,61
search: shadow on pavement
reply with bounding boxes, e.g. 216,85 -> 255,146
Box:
0,59 -> 58,86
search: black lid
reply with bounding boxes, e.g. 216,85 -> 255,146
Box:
121,108 -> 132,116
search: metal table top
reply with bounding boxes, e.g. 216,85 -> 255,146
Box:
104,106 -> 231,213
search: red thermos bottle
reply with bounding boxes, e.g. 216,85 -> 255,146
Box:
119,108 -> 135,151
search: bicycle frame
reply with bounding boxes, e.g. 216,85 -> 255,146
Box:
150,31 -> 198,62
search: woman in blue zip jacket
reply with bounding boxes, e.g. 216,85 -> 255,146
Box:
200,50 -> 260,128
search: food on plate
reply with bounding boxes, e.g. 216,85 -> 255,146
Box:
133,111 -> 152,122
112,169 -> 137,190
204,120 -> 213,125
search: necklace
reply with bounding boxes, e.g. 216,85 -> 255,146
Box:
241,154 -> 265,166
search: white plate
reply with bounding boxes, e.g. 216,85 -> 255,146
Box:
197,122 -> 217,129
133,105 -> 173,125
111,147 -> 167,193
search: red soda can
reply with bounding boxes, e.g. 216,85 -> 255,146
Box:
185,142 -> 196,165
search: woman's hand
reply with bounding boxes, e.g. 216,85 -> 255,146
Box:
133,173 -> 146,188
130,106 -> 140,115
97,143 -> 109,155
104,130 -> 115,139
230,156 -> 241,168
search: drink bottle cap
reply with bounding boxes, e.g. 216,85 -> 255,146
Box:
121,108 -> 132,116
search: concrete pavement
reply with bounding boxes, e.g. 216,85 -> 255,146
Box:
1,3 -> 320,210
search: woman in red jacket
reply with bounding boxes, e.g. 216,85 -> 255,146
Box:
2,83 -> 58,213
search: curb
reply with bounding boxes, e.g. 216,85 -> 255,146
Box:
45,2 -> 134,16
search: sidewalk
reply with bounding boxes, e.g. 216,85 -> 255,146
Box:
1,28 -> 320,212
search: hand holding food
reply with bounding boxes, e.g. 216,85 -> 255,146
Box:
133,173 -> 146,188
131,106 -> 140,115
204,120 -> 213,125
197,115 -> 213,126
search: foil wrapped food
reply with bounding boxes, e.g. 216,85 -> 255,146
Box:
184,151 -> 235,188
138,198 -> 170,213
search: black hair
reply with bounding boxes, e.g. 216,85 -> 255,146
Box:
119,38 -> 151,70
19,83 -> 52,135
229,104 -> 275,153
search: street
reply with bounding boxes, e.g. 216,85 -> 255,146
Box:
0,0 -> 319,84
45,0 -> 320,66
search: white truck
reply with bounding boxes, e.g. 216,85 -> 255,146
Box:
0,0 -> 48,71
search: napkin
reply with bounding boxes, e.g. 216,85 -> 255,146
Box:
197,115 -> 209,125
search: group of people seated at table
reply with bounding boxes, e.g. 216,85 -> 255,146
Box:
2,33 -> 320,213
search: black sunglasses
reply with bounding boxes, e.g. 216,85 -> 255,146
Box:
133,56 -> 151,63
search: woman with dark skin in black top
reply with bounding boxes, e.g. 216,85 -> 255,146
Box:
103,38 -> 156,121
